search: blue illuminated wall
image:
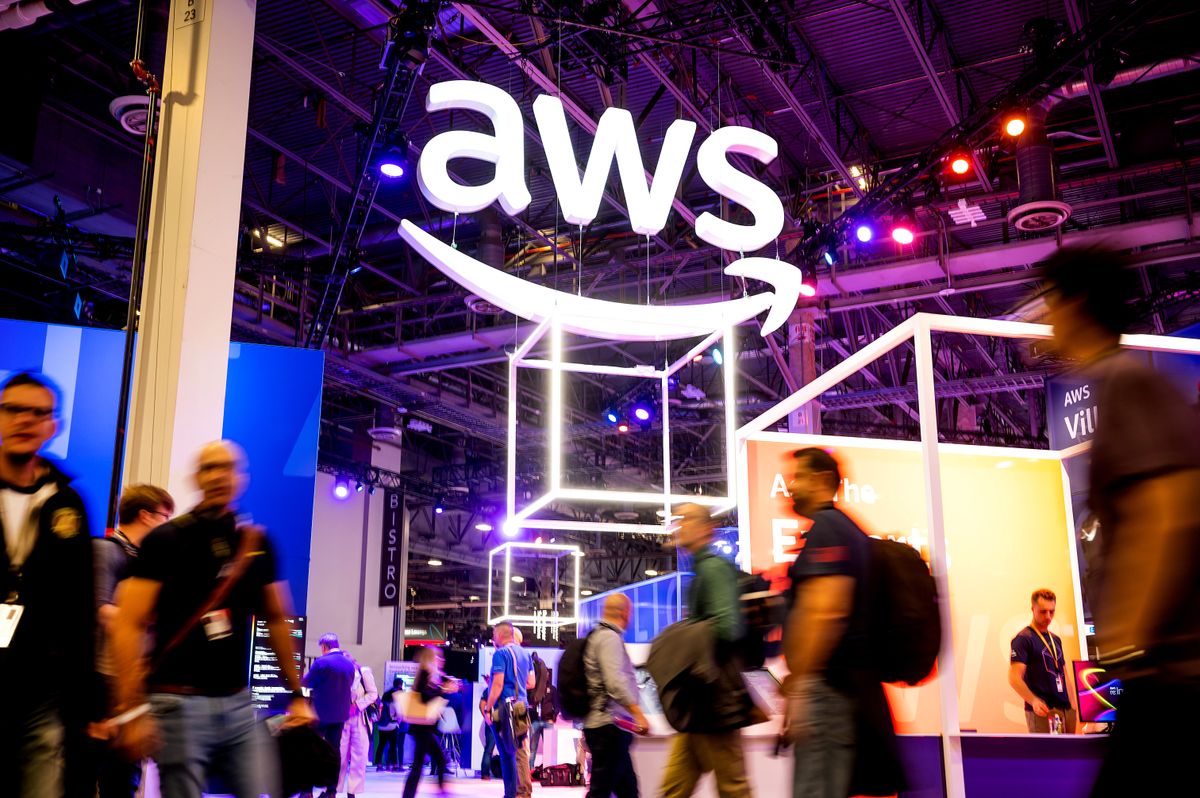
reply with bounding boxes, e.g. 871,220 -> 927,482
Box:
578,572 -> 692,643
0,318 -> 322,610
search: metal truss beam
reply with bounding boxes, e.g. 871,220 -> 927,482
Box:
1063,0 -> 1119,168
887,0 -> 991,190
821,370 -> 1050,411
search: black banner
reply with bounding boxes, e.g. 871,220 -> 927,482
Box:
379,490 -> 402,606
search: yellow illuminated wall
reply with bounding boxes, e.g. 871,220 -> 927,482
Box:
743,435 -> 1082,733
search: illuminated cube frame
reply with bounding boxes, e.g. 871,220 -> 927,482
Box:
505,315 -> 739,536
734,312 -> 1200,798
487,541 -> 583,627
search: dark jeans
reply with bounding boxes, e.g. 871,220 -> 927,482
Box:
375,727 -> 403,769
583,725 -> 638,798
402,727 -> 446,798
480,721 -> 496,777
65,732 -> 141,798
315,722 -> 345,790
0,698 -> 63,798
1090,676 -> 1200,798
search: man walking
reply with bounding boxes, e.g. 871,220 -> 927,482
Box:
483,621 -> 532,798
1040,245 -> 1200,796
109,440 -> 314,798
305,633 -> 357,798
0,372 -> 98,798
658,503 -> 751,798
90,483 -> 174,798
339,654 -> 378,798
583,594 -> 649,798
1009,589 -> 1076,733
783,447 -> 899,798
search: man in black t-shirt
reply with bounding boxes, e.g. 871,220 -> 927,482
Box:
109,441 -> 315,798
1041,245 -> 1200,797
1008,589 -> 1076,733
782,447 -> 878,798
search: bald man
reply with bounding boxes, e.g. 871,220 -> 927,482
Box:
110,441 -> 313,798
583,594 -> 649,798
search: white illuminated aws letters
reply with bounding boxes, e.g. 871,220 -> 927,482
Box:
416,81 -> 531,216
533,95 -> 696,236
404,81 -> 807,342
695,127 -> 785,252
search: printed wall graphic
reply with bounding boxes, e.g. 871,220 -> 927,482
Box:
742,434 -> 1082,733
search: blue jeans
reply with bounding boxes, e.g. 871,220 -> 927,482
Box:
0,698 -> 63,798
529,720 -> 552,768
150,691 -> 278,798
480,721 -> 496,777
791,680 -> 855,798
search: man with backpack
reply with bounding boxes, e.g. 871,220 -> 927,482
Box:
783,448 -> 903,798
482,621 -> 532,798
581,594 -> 648,798
658,503 -> 753,798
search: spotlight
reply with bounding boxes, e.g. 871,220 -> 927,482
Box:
534,536 -> 543,545
581,589 -> 594,597
502,519 -> 519,537
711,348 -> 723,366
434,504 -> 444,515
428,559 -> 443,567
368,485 -> 376,496
855,224 -> 874,243
475,522 -> 493,532
692,354 -> 704,363
355,481 -> 365,493
633,405 -> 652,422
799,280 -> 818,298
949,155 -> 971,175
823,250 -> 835,266
376,135 -> 410,179
645,569 -> 659,577
604,410 -> 619,424
1004,116 -> 1026,137
332,480 -> 350,501
891,209 -> 917,245
617,423 -> 630,433
511,575 -> 525,583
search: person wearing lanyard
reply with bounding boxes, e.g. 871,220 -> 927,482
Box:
1009,589 -> 1077,733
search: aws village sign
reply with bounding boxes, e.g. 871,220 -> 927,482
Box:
396,80 -> 803,341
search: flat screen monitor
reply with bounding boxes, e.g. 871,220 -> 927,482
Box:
1074,660 -> 1121,723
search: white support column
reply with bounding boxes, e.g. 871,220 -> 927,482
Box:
122,0 -> 257,504
787,309 -> 821,434
913,316 -> 965,798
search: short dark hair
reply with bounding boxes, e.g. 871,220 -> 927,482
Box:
319,633 -> 340,649
118,484 -> 175,526
793,447 -> 842,490
1039,245 -> 1136,336
1,371 -> 61,410
1032,589 -> 1056,604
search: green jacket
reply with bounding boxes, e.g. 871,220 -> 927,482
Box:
687,547 -> 743,642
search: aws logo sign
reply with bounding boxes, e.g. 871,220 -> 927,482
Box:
396,81 -> 804,341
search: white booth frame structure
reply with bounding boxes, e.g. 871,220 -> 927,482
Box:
506,315 -> 739,536
734,312 -> 1200,798
487,540 -> 583,628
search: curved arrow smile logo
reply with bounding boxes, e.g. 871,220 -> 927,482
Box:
398,220 -> 802,341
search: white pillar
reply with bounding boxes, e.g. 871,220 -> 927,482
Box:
787,309 -> 821,434
122,0 -> 258,505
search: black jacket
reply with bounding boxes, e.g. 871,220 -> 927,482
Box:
0,461 -> 98,722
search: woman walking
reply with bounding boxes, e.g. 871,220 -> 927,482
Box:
402,647 -> 458,798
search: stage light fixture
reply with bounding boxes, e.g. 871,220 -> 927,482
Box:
511,575 -> 525,583
891,209 -> 917,245
855,224 -> 874,243
799,280 -> 818,298
377,136 -> 410,179
633,405 -> 652,422
581,589 -> 593,597
617,423 -> 630,433
355,481 -> 365,493
1005,116 -> 1026,137
434,504 -> 445,515
428,559 -> 443,567
950,155 -> 971,175
645,569 -> 659,577
692,354 -> 704,363
711,347 -> 723,366
332,480 -> 350,501
475,522 -> 494,532
502,519 -> 519,537
368,485 -> 376,496
604,410 -> 619,424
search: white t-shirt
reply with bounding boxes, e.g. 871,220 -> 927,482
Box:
1,487 -> 37,567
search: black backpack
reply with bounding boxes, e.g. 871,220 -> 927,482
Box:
866,538 -> 941,685
556,628 -> 597,720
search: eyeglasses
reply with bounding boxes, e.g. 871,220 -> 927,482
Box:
149,510 -> 172,521
0,403 -> 55,420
